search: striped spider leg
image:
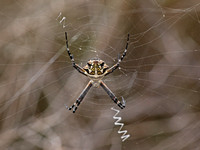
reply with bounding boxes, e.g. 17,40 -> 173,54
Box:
103,33 -> 129,76
65,80 -> 93,113
65,32 -> 87,76
99,80 -> 126,109
65,32 -> 129,113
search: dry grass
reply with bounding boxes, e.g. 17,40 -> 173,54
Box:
0,0 -> 200,150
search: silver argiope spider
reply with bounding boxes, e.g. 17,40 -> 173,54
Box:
65,32 -> 129,113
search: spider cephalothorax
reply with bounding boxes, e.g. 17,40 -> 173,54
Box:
83,59 -> 109,78
65,32 -> 129,113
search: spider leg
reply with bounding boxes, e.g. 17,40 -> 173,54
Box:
99,80 -> 125,109
65,80 -> 93,113
104,33 -> 129,76
65,32 -> 87,76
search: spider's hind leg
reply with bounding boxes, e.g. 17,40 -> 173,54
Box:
65,80 -> 93,113
99,80 -> 125,109
65,102 -> 78,113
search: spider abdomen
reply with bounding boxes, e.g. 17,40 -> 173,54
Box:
83,59 -> 109,78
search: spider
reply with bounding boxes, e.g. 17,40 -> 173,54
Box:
65,32 -> 129,113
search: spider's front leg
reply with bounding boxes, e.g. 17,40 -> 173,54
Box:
65,32 -> 87,76
104,33 -> 129,76
99,80 -> 125,109
66,80 -> 93,113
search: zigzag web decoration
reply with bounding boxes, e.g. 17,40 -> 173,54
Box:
111,97 -> 130,142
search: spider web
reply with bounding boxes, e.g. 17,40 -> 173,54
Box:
0,0 -> 200,149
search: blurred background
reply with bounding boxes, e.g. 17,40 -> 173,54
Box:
0,0 -> 200,150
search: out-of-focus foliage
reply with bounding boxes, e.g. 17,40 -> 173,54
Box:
0,0 -> 200,150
